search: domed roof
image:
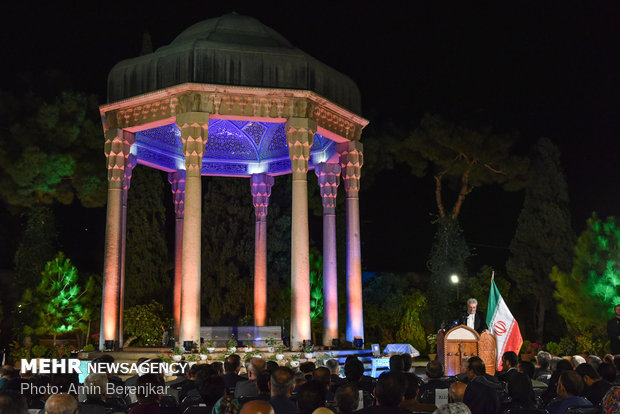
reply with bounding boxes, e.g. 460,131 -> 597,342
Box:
107,13 -> 362,114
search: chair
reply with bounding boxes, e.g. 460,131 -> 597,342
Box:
182,404 -> 214,414
565,406 -> 602,414
503,409 -> 548,414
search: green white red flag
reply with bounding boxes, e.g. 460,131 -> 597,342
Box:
486,273 -> 523,370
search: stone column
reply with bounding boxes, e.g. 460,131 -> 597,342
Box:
119,151 -> 136,349
100,129 -> 134,350
337,141 -> 364,343
251,173 -> 274,327
315,162 -> 341,346
168,170 -> 186,341
177,112 -> 209,346
286,117 -> 315,349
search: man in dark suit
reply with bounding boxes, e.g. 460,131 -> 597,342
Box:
460,298 -> 488,334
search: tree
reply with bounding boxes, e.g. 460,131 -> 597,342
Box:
201,177 -> 254,325
124,301 -> 170,347
507,138 -> 575,342
364,272 -> 427,353
124,166 -> 171,307
0,91 -> 106,208
393,114 -> 527,327
23,252 -> 94,345
427,217 -> 470,327
14,204 -> 58,291
551,214 -> 620,342
398,114 -> 527,220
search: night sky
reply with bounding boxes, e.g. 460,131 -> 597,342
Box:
2,1 -> 619,276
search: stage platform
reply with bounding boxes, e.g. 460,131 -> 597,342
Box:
81,348 -> 429,379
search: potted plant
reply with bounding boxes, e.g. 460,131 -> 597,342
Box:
265,337 -> 278,353
244,342 -> 254,353
276,343 -> 286,360
302,342 -> 314,359
204,338 -> 216,353
172,345 -> 183,361
289,354 -> 300,368
427,333 -> 437,360
227,337 -> 237,354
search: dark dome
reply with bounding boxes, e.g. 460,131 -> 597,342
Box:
107,13 -> 362,114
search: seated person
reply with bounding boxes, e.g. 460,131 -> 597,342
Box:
343,358 -> 375,394
496,351 -> 519,384
463,359 -> 501,414
296,381 -> 326,414
334,382 -> 359,414
575,362 -> 612,406
400,373 -> 436,413
79,373 -> 126,414
504,372 -> 536,412
518,360 -> 548,390
535,351 -> 552,383
542,358 -> 573,405
418,361 -> 453,404
358,372 -> 409,414
546,371 -> 591,414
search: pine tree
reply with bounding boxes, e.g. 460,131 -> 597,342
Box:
29,252 -> 94,345
507,137 -> 575,342
124,166 -> 171,307
551,214 -> 620,341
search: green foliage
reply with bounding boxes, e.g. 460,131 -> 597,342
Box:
545,341 -> 561,356
82,344 -> 95,352
124,166 -> 171,307
364,273 -> 427,353
507,137 -> 575,342
396,114 -> 527,219
201,177 -> 254,325
24,252 -> 94,342
123,301 -> 169,347
31,344 -> 49,358
574,333 -> 606,356
309,251 -> 323,321
464,266 -> 512,311
551,214 -> 620,341
428,217 -> 469,327
557,337 -> 575,356
0,91 -> 106,208
14,205 -> 58,291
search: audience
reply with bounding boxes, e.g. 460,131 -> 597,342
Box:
497,351 -> 519,384
269,367 -> 299,414
463,359 -> 500,414
505,372 -> 536,411
418,360 -> 451,404
542,358 -> 573,405
0,391 -> 28,414
546,371 -> 591,414
45,393 -> 78,414
223,354 -> 244,395
334,383 -> 359,414
296,381 -> 325,414
575,362 -> 612,405
358,372 -> 408,414
599,362 -> 618,383
535,351 -> 552,382
326,360 -> 345,393
235,358 -> 267,399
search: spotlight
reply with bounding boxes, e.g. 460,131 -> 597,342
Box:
353,337 -> 364,349
331,338 -> 341,348
183,341 -> 195,352
104,340 -> 115,351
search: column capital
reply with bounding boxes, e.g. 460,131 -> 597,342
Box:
286,117 -> 316,180
176,112 -> 210,177
336,141 -> 363,196
251,174 -> 275,221
168,170 -> 186,219
315,162 -> 341,215
105,129 -> 135,189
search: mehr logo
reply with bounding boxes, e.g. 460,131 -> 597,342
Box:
20,359 -> 188,375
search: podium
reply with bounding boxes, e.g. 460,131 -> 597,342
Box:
437,325 -> 496,376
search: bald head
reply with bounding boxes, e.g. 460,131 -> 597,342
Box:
449,382 -> 467,403
45,394 -> 77,414
239,400 -> 274,414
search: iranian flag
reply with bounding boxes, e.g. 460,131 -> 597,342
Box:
486,275 -> 523,370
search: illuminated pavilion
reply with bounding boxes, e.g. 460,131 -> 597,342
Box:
98,13 -> 368,351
